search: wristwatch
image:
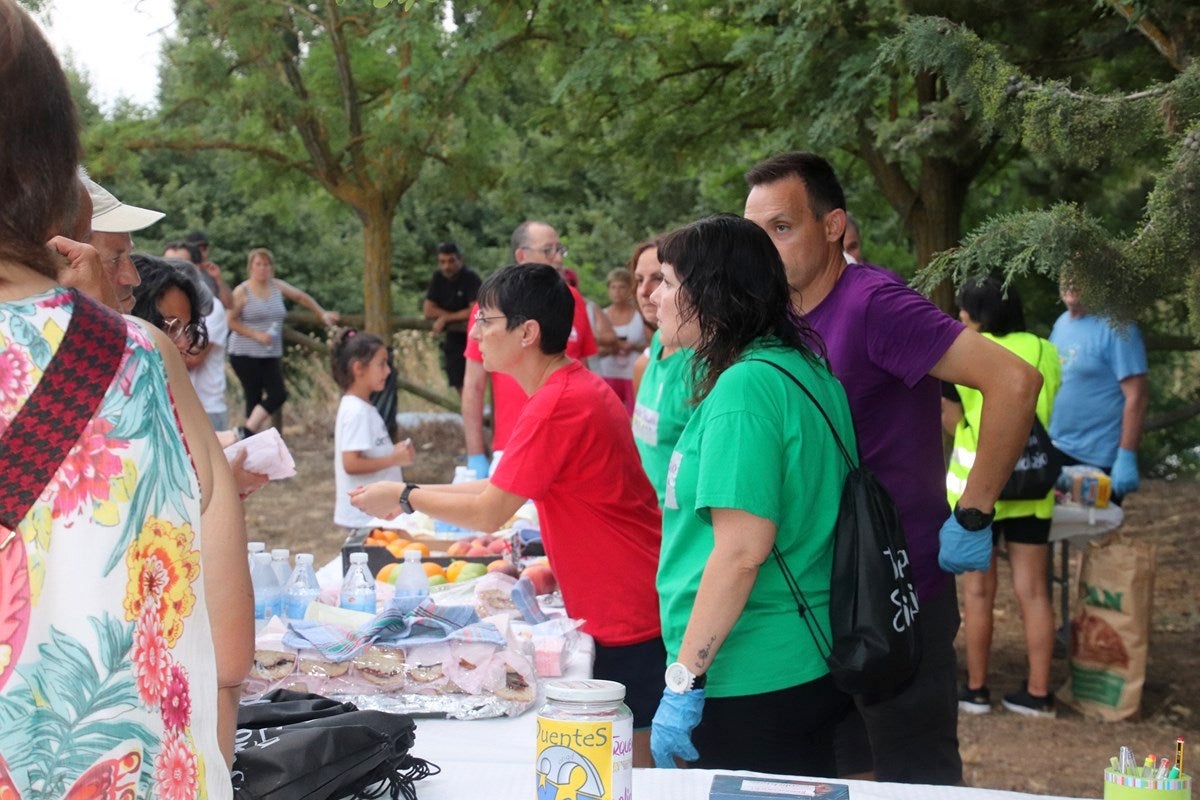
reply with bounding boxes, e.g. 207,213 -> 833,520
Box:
399,483 -> 420,516
665,661 -> 707,694
953,503 -> 995,532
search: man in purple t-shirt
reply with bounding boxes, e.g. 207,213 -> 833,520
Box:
745,152 -> 1041,786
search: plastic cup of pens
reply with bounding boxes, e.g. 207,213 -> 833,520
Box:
1106,743 -> 1190,800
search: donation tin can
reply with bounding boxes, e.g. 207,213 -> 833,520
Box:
536,679 -> 633,800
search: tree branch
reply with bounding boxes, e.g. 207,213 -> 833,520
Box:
324,0 -> 366,176
124,136 -> 315,178
1106,1 -> 1184,72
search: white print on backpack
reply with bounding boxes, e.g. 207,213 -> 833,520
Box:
884,547 -> 920,633
1013,432 -> 1050,471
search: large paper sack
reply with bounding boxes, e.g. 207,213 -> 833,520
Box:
1060,533 -> 1155,721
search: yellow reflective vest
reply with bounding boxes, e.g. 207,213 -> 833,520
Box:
946,331 -> 1061,521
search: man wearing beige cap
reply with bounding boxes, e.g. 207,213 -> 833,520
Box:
82,174 -> 165,312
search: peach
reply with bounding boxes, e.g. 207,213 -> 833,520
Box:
466,544 -> 491,557
486,538 -> 509,555
521,563 -> 556,595
446,540 -> 471,557
487,560 -> 520,578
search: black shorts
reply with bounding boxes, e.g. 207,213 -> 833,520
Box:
992,515 -> 1052,546
693,674 -> 852,776
441,333 -> 468,388
592,636 -> 665,729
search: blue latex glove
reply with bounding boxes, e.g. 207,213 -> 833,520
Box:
650,688 -> 704,768
1111,448 -> 1139,496
938,515 -> 993,574
466,453 -> 491,480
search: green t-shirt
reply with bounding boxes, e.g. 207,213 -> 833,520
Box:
632,331 -> 695,507
658,341 -> 856,698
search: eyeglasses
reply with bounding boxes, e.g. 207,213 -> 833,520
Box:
473,311 -> 506,329
518,244 -> 568,259
160,317 -> 200,344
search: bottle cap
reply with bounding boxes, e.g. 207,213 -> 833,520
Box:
252,552 -> 271,565
544,679 -> 626,703
247,541 -> 265,553
404,549 -> 421,562
349,552 -> 369,564
296,553 -> 314,564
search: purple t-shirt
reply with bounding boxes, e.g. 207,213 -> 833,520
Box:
806,264 -> 965,603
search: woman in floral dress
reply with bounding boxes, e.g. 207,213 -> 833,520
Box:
0,4 -> 253,798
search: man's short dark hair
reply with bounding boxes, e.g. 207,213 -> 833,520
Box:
745,152 -> 847,219
477,263 -> 573,355
165,240 -> 202,264
437,241 -> 462,257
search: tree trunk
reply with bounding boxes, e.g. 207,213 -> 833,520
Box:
361,204 -> 395,337
910,156 -> 969,314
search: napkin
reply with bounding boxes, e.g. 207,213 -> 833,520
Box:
223,428 -> 296,480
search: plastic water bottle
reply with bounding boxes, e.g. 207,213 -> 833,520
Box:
283,553 -> 320,622
247,540 -> 265,567
340,552 -> 377,614
394,549 -> 430,599
434,466 -> 477,535
250,551 -> 282,624
270,548 -> 291,586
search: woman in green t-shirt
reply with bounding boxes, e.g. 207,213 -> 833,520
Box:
648,214 -> 857,775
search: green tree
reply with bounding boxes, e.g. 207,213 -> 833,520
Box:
113,0 -> 550,334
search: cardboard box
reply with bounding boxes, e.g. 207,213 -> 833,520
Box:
340,528 -> 504,575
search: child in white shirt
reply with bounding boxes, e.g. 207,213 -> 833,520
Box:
332,330 -> 415,528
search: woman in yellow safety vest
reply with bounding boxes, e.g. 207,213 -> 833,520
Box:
943,276 -> 1061,719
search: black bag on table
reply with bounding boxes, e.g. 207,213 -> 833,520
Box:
750,360 -> 922,699
232,689 -> 438,800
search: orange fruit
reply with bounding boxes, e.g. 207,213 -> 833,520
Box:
376,529 -> 401,544
402,541 -> 430,558
386,540 -> 409,558
376,563 -> 398,583
422,562 -> 446,578
445,559 -> 468,583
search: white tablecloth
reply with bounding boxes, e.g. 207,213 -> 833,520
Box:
408,713 -> 1086,800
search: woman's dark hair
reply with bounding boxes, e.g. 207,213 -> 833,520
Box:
331,329 -> 386,390
956,275 -> 1026,337
0,0 -> 81,279
477,263 -> 573,355
130,253 -> 210,354
658,213 -> 825,402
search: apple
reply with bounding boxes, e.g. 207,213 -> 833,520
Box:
455,562 -> 488,582
428,574 -> 448,586
520,563 -> 556,595
487,560 -> 519,578
447,540 -> 471,557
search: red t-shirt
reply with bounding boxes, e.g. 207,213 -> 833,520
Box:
464,286 -> 598,450
490,361 -> 662,646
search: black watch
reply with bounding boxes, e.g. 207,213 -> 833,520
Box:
953,503 -> 995,532
399,482 -> 420,516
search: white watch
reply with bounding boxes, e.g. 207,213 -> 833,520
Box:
665,661 -> 706,694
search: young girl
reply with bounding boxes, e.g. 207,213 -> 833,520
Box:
332,330 -> 416,529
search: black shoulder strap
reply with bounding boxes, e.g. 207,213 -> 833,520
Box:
746,358 -> 855,468
0,291 -> 127,532
745,358 -> 842,660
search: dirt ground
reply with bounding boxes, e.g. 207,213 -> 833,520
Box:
250,418 -> 1197,799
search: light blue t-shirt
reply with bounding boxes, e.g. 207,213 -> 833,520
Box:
1049,312 -> 1147,468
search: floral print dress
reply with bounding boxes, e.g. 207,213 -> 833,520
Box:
0,289 -> 229,800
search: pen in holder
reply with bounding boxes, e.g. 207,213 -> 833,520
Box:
1105,769 -> 1191,800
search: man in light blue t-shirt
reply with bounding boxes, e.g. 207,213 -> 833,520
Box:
1049,281 -> 1149,500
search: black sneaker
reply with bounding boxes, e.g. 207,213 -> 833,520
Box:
1002,683 -> 1056,718
958,684 -> 991,715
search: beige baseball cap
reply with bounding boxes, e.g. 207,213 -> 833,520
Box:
83,175 -> 164,233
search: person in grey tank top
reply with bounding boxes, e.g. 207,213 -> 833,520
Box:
227,247 -> 339,433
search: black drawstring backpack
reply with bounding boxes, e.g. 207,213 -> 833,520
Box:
232,689 -> 439,800
750,360 -> 922,699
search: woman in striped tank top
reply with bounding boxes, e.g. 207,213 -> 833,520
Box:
227,247 -> 339,433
